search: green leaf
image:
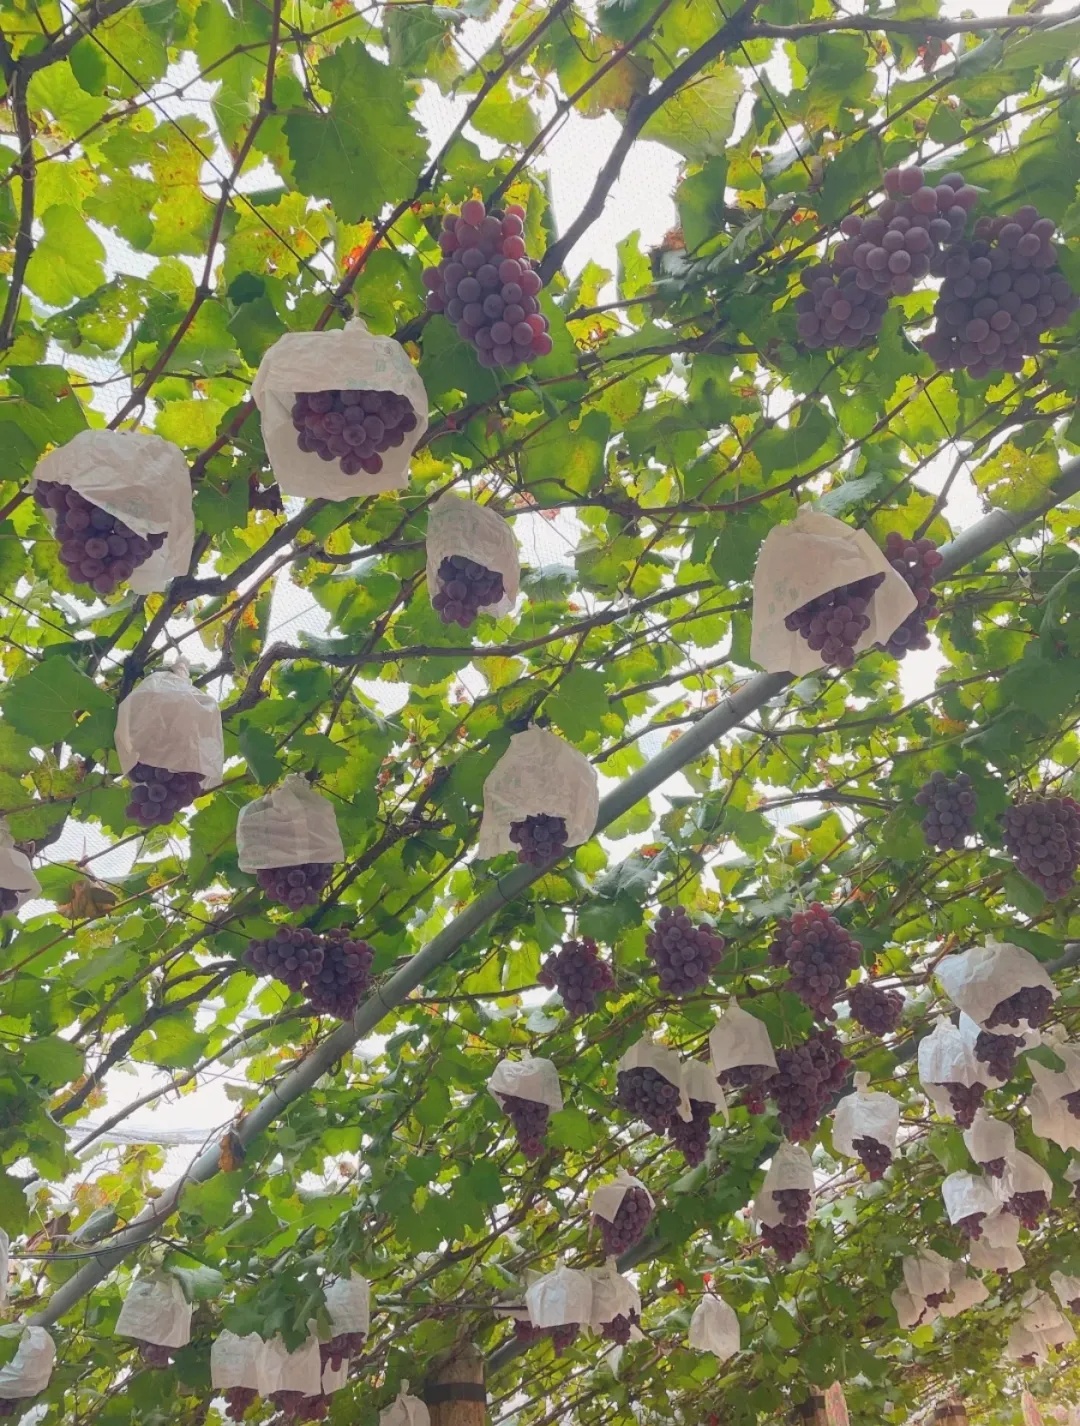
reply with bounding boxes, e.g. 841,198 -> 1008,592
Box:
545,669 -> 609,743
2,656 -> 114,745
239,727 -> 283,785
972,441 -> 1059,512
547,1106 -> 602,1152
284,40 -> 427,222
25,205 -> 106,306
642,64 -> 742,160
21,1035 -> 84,1087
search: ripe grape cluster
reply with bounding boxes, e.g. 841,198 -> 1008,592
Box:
273,1391 -> 329,1423
224,1388 -> 258,1422
882,532 -> 944,657
423,199 -> 552,368
34,479 -> 166,597
245,926 -> 374,1018
915,770 -> 976,850
974,1029 -> 1024,1082
306,930 -> 375,1018
955,1212 -> 986,1240
1063,1089 -> 1080,1122
616,1066 -> 682,1133
550,1324 -> 581,1355
940,1081 -> 985,1129
513,1319 -> 547,1347
539,937 -> 615,1018
138,1342 -> 173,1368
986,983 -> 1055,1031
784,573 -> 885,668
773,1188 -> 812,1225
432,555 -> 505,628
509,814 -> 567,866
602,1310 -> 640,1345
1002,794 -> 1080,901
848,981 -> 904,1036
645,905 -> 725,995
768,903 -> 862,1020
761,1221 -> 809,1262
256,862 -> 334,910
290,389 -> 418,478
498,1093 -> 549,1159
924,206 -> 1078,378
668,1098 -> 713,1167
0,888 -> 19,913
718,1064 -> 773,1115
980,1157 -> 1007,1179
126,763 -> 205,827
795,167 -> 976,351
767,1029 -> 851,1141
1005,1190 -> 1049,1230
852,1135 -> 892,1180
595,1186 -> 653,1256
320,1333 -> 364,1371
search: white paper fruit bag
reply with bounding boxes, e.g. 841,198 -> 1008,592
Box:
750,506 -> 916,674
31,429 -> 194,594
919,1016 -> 982,1116
115,1273 -> 192,1348
1051,1270 -> 1080,1313
488,1055 -> 562,1112
1027,1086 -> 1080,1152
963,1111 -> 1014,1173
587,1260 -> 640,1329
832,1072 -> 900,1158
426,494 -> 520,620
969,1210 -> 1024,1273
525,1263 -> 593,1329
0,1327 -> 55,1399
938,1263 -> 988,1318
0,822 -> 39,911
252,319 -> 428,500
211,1330 -> 263,1389
326,1272 -> 371,1337
591,1169 -> 652,1226
753,1141 -> 814,1227
257,1334 -> 322,1397
115,665 -> 223,786
936,939 -> 1057,1030
709,1000 -> 777,1077
380,1382 -> 431,1426
941,1171 -> 998,1230
237,775 -> 344,872
689,1295 -> 739,1361
478,727 -> 599,859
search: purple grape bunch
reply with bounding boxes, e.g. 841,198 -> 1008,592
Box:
924,205 -> 1078,378
126,763 -> 205,828
1002,793 -> 1080,901
762,1188 -> 813,1263
291,388 -> 418,478
615,1065 -> 681,1133
986,983 -> 1055,1032
915,770 -> 976,851
794,264 -> 891,351
784,573 -> 885,669
34,479 -> 166,597
852,1135 -> 892,1180
224,1388 -> 258,1422
955,1212 -> 987,1240
645,905 -> 725,995
246,925 -> 326,992
273,1391 -> 329,1423
882,532 -> 944,657
667,1098 -> 713,1167
138,1342 -> 173,1368
718,1063 -> 774,1115
0,888 -> 20,914
256,862 -> 334,910
594,1186 -> 653,1256
432,554 -> 505,628
1005,1190 -> 1049,1231
550,1324 -> 580,1355
423,199 -> 553,368
508,813 -> 567,867
974,1029 -> 1024,1082
602,1311 -> 640,1345
320,1332 -> 365,1372
538,937 -> 615,1018
768,903 -> 862,1021
767,1029 -> 851,1142
245,926 -> 374,1019
939,1081 -> 985,1129
847,981 -> 904,1036
497,1093 -> 549,1159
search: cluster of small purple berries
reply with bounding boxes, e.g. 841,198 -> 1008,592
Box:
126,763 -> 205,827
668,1098 -> 714,1167
224,1387 -> 258,1422
509,814 -> 567,866
615,1065 -> 682,1133
852,1135 -> 893,1180
847,981 -> 904,1036
1001,794 -> 1080,900
1005,1189 -> 1049,1230
432,554 -> 505,628
538,937 -> 615,1017
256,862 -> 334,910
762,1187 -> 812,1263
924,206 -> 1077,378
423,199 -> 552,368
498,1093 -> 550,1159
768,903 -> 863,1020
594,1186 -> 653,1256
0,887 -> 20,913
881,532 -> 943,656
985,982 -> 1055,1031
645,905 -> 725,995
34,479 -> 165,597
915,771 -> 976,851
291,388 -> 417,477
784,573 -> 885,668
320,1332 -> 365,1372
974,1029 -> 1023,1081
245,926 -> 374,1019
137,1342 -> 173,1368
768,1029 -> 851,1142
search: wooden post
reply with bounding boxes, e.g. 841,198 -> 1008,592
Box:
790,1395 -> 828,1425
935,1404 -> 968,1425
424,1343 -> 487,1426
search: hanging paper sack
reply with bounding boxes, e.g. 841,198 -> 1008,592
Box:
0,1226 -> 7,1308
252,319 -> 429,501
237,775 -> 344,908
31,430 -> 194,594
115,665 -> 224,824
1001,1148 -> 1053,1227
211,1330 -> 263,1391
489,1056 -> 562,1158
0,1327 -> 55,1401
902,1248 -> 953,1309
115,1273 -> 192,1350
322,1272 -> 371,1367
1027,1085 -> 1080,1153
753,1141 -> 815,1227
709,1000 -> 777,1109
380,1382 -> 431,1426
688,1295 -> 740,1362
1008,1321 -> 1050,1365
681,1059 -> 729,1122
963,1111 -> 1015,1176
918,1016 -> 984,1121
257,1334 -> 322,1398
969,1210 -> 1024,1273
831,1072 -> 900,1178
0,821 -> 39,913
587,1259 -> 641,1334
478,727 -> 599,865
1022,1290 -> 1075,1348
938,1262 -> 988,1319
525,1263 -> 594,1330
426,494 -> 520,628
591,1170 -> 654,1255
615,1037 -> 690,1130
749,506 -> 916,674
936,939 -> 1058,1032
941,1171 -> 999,1238
1051,1270 -> 1080,1314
